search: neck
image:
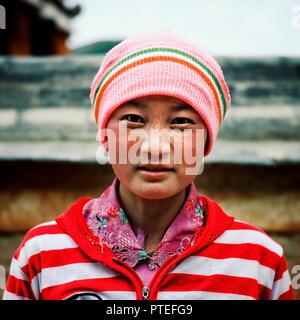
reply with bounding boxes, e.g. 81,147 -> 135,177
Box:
118,181 -> 189,252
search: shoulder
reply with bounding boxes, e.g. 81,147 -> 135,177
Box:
200,194 -> 283,259
200,194 -> 284,259
214,217 -> 284,258
14,196 -> 93,263
14,220 -> 78,265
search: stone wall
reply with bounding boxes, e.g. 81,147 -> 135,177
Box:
0,56 -> 299,299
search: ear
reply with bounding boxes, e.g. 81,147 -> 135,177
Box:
97,128 -> 108,146
102,136 -> 109,152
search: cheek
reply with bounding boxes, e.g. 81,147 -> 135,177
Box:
111,164 -> 131,184
107,124 -> 137,168
182,129 -> 206,159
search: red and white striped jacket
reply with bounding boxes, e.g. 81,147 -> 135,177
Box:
3,195 -> 295,300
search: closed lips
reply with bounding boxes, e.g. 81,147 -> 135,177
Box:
137,166 -> 175,171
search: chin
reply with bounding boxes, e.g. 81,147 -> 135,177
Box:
132,180 -> 178,200
135,190 -> 175,200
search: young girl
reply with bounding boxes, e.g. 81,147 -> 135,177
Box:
3,31 -> 295,300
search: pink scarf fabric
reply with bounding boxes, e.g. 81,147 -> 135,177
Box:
83,177 -> 206,285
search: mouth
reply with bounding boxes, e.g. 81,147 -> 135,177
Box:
136,165 -> 175,179
136,165 -> 175,172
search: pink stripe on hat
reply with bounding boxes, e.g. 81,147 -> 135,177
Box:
90,31 -> 231,156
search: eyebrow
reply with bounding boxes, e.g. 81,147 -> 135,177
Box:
125,100 -> 194,112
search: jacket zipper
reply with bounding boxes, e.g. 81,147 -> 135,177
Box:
115,252 -> 191,300
112,257 -> 149,300
146,253 -> 179,299
142,286 -> 150,300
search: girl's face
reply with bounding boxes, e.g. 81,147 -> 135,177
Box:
106,95 -> 207,200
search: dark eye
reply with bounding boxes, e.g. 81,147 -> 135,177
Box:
121,114 -> 144,123
171,117 -> 194,125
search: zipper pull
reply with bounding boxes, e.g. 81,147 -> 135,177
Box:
142,286 -> 150,300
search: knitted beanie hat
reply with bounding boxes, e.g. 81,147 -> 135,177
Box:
90,31 -> 231,156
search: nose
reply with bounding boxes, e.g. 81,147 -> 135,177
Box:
139,128 -> 171,163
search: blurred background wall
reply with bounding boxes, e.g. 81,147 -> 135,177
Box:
0,0 -> 299,299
